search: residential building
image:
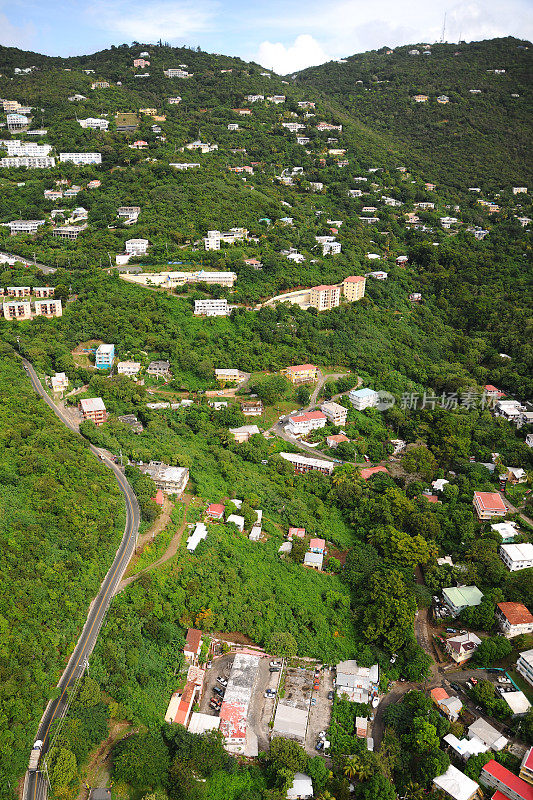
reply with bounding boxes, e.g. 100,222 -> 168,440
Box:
514,646 -> 533,691
51,372 -> 68,392
282,364 -> 318,384
496,399 -> 525,420
118,414 -> 143,433
335,660 -> 379,704
7,113 -> 30,130
59,152 -> 102,165
413,94 -> 429,102
468,718 -> 508,751
279,452 -> 334,475
186,522 -> 207,552
194,299 -> 230,317
321,401 -> 348,426
327,433 -> 349,448
91,81 -> 109,88
34,299 -> 62,318
146,360 -> 170,377
124,238 -> 149,256
168,97 -> 182,104
430,688 -> 463,722
349,387 -> 379,410
140,461 -> 189,496
241,400 -> 263,416
219,653 -> 261,754
183,628 -> 202,663
229,425 -> 260,443
7,286 -> 30,297
206,503 -> 225,520
500,542 -> 533,571
2,141 -> 52,157
304,551 -> 323,570
480,759 -> 533,800
513,187 -> 528,195
95,344 -> 115,370
53,225 -> 87,239
287,527 -> 306,540
163,68 -> 192,78
309,537 -> 325,554
342,275 -> 366,301
117,361 -> 141,376
186,140 -> 217,153
309,284 -> 341,310
2,300 -> 32,320
433,765 -> 479,800
473,491 -> 507,520
492,521 -> 521,543
442,586 -> 483,616
507,466 -> 527,484
117,206 -> 141,218
445,632 -> 482,663
227,514 -> 245,532
287,410 -> 327,436
8,219 -> 45,234
287,773 -> 313,800
443,733 -> 488,760
79,117 -> 109,130
33,286 -> 54,298
499,690 -> 531,716
79,397 -> 107,426
520,748 -> 533,786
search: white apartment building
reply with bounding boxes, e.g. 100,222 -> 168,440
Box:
287,411 -> 327,436
349,387 -> 379,410
309,284 -> 341,311
59,152 -> 102,165
321,401 -> 348,426
185,140 -> 218,153
203,228 -> 247,250
34,299 -> 62,318
194,299 -> 230,317
117,361 -> 141,376
0,156 -> 55,168
79,118 -> 109,130
2,141 -> 52,156
8,219 -> 45,234
3,300 -> 32,320
163,68 -> 192,78
322,241 -> 342,255
7,113 -> 30,130
125,238 -> 149,255
7,286 -> 30,296
53,225 -> 86,239
500,543 -> 533,571
33,287 -> 54,297
517,650 -> 533,687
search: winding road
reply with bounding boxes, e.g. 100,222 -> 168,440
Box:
21,359 -> 140,800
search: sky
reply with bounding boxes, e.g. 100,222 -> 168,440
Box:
1,0 -> 532,73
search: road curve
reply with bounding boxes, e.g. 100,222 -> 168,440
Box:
21,359 -> 140,800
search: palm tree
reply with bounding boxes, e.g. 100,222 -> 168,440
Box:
317,792 -> 336,800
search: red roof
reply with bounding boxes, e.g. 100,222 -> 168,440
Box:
288,527 -> 305,538
152,488 -> 164,506
327,434 -> 349,443
207,503 -> 225,517
492,792 -> 512,800
344,275 -> 365,283
185,628 -> 202,654
174,680 -> 197,725
474,492 -> 507,514
311,284 -> 338,291
360,465 -> 389,480
524,747 -> 533,771
497,602 -> 533,626
424,494 -> 440,503
290,410 -> 327,422
310,537 -> 325,549
219,701 -> 247,740
288,364 -> 316,372
431,687 -> 449,702
482,760 -> 533,800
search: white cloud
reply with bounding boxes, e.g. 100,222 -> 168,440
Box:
256,34 -> 329,73
0,13 -> 36,49
85,0 -> 215,42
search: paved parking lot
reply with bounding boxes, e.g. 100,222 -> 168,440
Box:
305,667 -> 334,755
247,658 -> 282,752
199,652 -> 234,715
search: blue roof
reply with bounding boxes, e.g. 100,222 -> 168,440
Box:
352,388 -> 377,398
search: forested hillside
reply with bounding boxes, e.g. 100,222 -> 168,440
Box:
295,37 -> 533,188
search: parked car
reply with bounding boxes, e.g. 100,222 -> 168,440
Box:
450,683 -> 462,692
471,678 -> 478,685
270,660 -> 282,668
315,741 -> 324,751
310,698 -> 317,706
213,686 -> 225,697
207,660 -> 212,669
217,677 -> 228,687
269,666 -> 280,673
264,689 -> 276,698
328,690 -> 334,701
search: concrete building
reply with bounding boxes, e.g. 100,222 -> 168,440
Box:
342,275 -> 366,301
33,287 -> 54,298
287,773 -> 313,800
500,542 -> 533,571
496,603 -> 533,637
186,522 -> 207,552
2,300 -> 32,320
287,410 -> 327,436
53,225 -> 87,240
499,690 -> 531,716
492,521 -> 521,543
140,461 -> 189,496
215,368 -> 241,382
472,491 -> 507,520
480,759 -> 533,800
241,400 -> 263,416
518,650 -> 533,688
79,397 -> 107,425
303,551 -> 323,570
51,372 -> 69,392
59,152 -> 102,165
309,284 -> 341,310
117,361 -> 141,376
219,653 -> 261,755
8,219 -> 45,235
125,238 -> 148,255
7,286 -> 31,296
520,748 -> 533,786
281,364 -> 318,384
229,425 -> 260,443
194,299 -> 230,317
95,344 -> 115,369
79,117 -> 109,130
279,452 -> 334,475
445,632 -> 482,663
147,360 -> 170,377
335,660 -> 379,705
442,586 -> 483,616
468,718 -> 508,751
34,299 -> 62,318
321,401 -> 348,426
183,628 -> 202,663
433,765 -> 479,800
327,433 -> 349,448
164,68 -> 192,78
349,387 -> 379,410
430,688 -> 463,722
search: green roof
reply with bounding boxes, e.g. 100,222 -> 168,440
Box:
443,586 -> 483,608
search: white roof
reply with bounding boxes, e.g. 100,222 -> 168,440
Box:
468,717 -> 508,749
96,343 -> 114,354
187,712 -> 220,734
229,425 -> 260,436
433,764 -> 479,800
164,692 -> 181,724
443,734 -> 488,757
491,521 -> 519,539
501,542 -> 533,561
227,514 -> 245,530
287,773 -> 313,800
502,690 -> 531,715
304,552 -> 323,568
432,479 -> 449,491
80,397 -> 106,412
186,522 -> 207,552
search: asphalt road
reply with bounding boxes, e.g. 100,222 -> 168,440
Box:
21,359 -> 140,800
0,250 -> 56,274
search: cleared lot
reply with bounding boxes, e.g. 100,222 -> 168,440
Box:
305,667 -> 334,755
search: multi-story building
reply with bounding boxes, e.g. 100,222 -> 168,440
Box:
215,368 -> 241,382
8,219 -> 45,234
194,299 -> 230,317
117,206 -> 141,218
91,81 -> 110,88
445,632 -> 482,663
480,760 -> 533,800
139,461 -> 189,496
343,275 -> 366,301
240,400 -> 263,416
287,410 -> 327,436
95,343 -> 115,369
518,650 -> 533,687
59,152 -> 102,165
497,603 -> 533,638
163,68 -> 192,78
472,491 -> 507,520
7,286 -> 31,297
146,360 -> 170,377
117,361 -> 141,376
520,748 -> 533,786
349,387 -> 379,410
133,59 -> 150,68
33,286 -> 55,298
279,452 -> 334,475
124,238 -> 148,255
34,299 -> 62,318
500,543 -> 533,572
78,117 -> 109,130
79,397 -> 107,425
2,300 -> 32,320
442,586 -> 483,617
7,113 -> 30,130
282,364 -> 318,384
321,401 -> 348,426
53,225 -> 86,239
2,141 -> 52,157
309,284 -> 341,311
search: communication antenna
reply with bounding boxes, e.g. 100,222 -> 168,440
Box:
440,12 -> 447,43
